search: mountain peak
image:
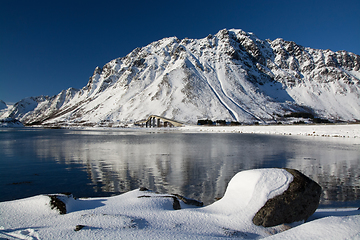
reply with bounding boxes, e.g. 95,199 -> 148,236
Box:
3,29 -> 360,127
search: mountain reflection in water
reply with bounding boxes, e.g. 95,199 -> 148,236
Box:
1,128 -> 359,207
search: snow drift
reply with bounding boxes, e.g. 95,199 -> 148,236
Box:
1,168 -> 359,239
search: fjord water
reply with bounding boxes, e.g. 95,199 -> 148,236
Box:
1,128 -> 359,207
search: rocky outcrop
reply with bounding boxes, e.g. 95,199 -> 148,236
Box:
252,168 -> 322,227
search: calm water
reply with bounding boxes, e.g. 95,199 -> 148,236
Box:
1,128 -> 359,207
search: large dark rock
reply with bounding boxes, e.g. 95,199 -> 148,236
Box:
252,168 -> 322,227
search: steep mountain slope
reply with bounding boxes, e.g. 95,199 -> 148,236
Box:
3,29 -> 360,126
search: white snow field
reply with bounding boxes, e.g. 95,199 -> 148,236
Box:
0,168 -> 359,239
180,123 -> 360,138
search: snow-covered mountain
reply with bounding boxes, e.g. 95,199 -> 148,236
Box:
0,100 -> 6,110
3,29 -> 360,127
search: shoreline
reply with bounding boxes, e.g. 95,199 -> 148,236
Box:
2,123 -> 360,139
179,123 -> 360,139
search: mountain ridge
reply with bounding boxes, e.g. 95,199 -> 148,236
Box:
2,29 -> 359,127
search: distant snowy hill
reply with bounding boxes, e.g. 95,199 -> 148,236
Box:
0,100 -> 7,111
0,100 -> 24,127
0,100 -> 10,119
3,29 -> 360,127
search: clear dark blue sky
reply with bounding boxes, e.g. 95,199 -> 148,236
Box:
1,0 -> 359,104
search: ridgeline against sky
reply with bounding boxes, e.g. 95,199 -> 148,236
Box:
0,0 -> 359,104
2,29 -> 359,127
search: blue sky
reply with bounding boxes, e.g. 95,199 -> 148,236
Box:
1,0 -> 359,104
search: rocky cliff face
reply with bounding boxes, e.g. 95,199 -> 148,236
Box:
3,29 -> 360,126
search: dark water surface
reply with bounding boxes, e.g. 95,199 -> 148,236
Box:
1,128 -> 359,207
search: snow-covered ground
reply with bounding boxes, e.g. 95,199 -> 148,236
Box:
0,168 -> 359,239
180,123 -> 360,139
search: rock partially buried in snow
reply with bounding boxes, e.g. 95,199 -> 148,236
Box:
44,169 -> 319,229
252,168 -> 322,227
48,194 -> 69,214
1,168 -> 357,239
137,190 -> 203,210
203,168 -> 295,218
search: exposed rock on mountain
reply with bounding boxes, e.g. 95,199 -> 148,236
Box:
3,29 -> 360,126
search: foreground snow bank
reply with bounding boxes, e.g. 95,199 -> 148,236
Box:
180,124 -> 360,138
265,213 -> 360,239
0,169 -> 359,239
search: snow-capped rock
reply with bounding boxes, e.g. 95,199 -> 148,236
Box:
4,29 -> 360,127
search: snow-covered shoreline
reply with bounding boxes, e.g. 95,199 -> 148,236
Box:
179,123 -> 360,139
1,168 -> 359,239
74,123 -> 360,140
2,122 -> 359,140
